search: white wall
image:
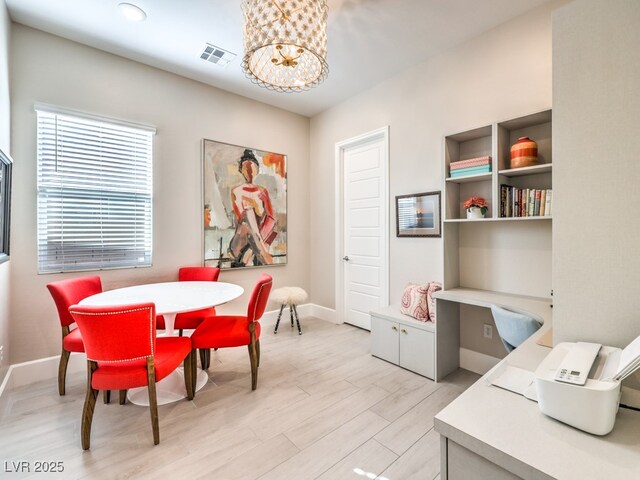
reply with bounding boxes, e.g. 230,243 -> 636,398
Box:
310,1 -> 564,311
9,25 -> 310,363
553,0 -> 640,347
0,0 -> 11,381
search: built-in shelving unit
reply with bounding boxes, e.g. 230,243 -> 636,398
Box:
442,109 -> 553,291
443,109 -> 552,221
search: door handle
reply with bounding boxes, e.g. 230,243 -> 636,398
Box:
343,256 -> 350,261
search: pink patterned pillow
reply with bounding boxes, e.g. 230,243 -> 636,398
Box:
427,282 -> 442,323
400,283 -> 430,321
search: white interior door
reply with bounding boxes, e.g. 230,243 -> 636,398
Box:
338,129 -> 388,330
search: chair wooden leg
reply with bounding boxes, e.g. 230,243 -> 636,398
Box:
146,358 -> 160,445
58,348 -> 70,396
191,348 -> 198,394
103,390 -> 111,404
199,348 -> 210,370
184,350 -> 194,400
81,361 -> 98,450
179,329 -> 184,337
206,349 -> 212,368
119,390 -> 127,405
256,339 -> 261,368
248,342 -> 258,391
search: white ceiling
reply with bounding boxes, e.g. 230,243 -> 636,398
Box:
5,0 -> 551,117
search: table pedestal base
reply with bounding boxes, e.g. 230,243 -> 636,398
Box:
127,368 -> 209,406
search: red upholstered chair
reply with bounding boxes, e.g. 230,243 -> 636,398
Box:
46,276 -> 102,396
156,266 -> 220,333
191,273 -> 272,391
68,302 -> 196,450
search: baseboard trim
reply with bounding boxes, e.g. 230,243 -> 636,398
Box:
260,303 -> 338,325
459,348 -> 501,375
0,353 -> 86,397
0,303 -> 340,396
309,304 -> 339,324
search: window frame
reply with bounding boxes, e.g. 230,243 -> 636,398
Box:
0,148 -> 12,265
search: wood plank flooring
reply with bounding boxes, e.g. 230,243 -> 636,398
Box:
0,317 -> 479,479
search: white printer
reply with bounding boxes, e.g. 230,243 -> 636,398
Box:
535,336 -> 640,435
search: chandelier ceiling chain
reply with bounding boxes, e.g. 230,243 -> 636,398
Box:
241,0 -> 329,93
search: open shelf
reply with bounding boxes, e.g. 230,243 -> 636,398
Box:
444,216 -> 552,223
498,163 -> 552,177
445,172 -> 492,184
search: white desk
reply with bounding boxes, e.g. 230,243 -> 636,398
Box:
432,288 -> 551,381
433,288 -> 640,479
80,281 -> 244,405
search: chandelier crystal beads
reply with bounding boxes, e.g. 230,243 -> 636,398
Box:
241,0 -> 329,93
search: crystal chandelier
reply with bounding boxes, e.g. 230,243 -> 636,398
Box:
241,0 -> 329,93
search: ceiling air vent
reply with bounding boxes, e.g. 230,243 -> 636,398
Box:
200,43 -> 236,67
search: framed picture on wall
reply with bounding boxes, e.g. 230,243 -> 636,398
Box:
0,148 -> 13,264
202,139 -> 287,269
396,191 -> 441,237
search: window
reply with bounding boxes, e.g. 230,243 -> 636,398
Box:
0,148 -> 12,264
36,106 -> 155,273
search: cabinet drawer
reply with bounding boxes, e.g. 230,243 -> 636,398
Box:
399,324 -> 435,379
370,315 -> 399,364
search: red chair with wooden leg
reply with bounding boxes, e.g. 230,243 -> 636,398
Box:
155,266 -> 220,368
68,302 -> 196,450
191,273 -> 272,390
46,276 -> 102,396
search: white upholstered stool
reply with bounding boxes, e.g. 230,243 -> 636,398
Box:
271,287 -> 307,335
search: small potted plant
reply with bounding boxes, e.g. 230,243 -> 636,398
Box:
464,196 -> 488,219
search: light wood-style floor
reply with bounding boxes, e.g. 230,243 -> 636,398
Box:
0,317 -> 479,480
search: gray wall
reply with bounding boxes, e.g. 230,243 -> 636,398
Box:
309,1 -> 563,311
9,25 -> 310,363
553,0 -> 640,347
0,0 -> 11,382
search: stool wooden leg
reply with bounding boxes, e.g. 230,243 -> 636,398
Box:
293,304 -> 302,335
274,304 -> 285,334
290,304 -> 294,327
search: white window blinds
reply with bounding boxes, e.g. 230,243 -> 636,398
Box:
36,107 -> 154,273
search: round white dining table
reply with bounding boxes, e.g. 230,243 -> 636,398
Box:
79,281 -> 244,405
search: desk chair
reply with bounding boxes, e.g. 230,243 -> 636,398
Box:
490,304 -> 542,353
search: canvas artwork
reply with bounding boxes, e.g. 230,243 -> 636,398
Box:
203,139 -> 287,269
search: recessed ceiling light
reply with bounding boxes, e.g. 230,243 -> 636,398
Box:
118,3 -> 147,22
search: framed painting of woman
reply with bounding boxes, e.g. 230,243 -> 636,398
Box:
202,140 -> 287,269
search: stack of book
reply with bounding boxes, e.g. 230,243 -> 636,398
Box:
449,156 -> 491,178
500,185 -> 552,217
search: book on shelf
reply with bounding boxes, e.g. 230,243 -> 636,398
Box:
449,165 -> 492,178
528,190 -> 535,217
545,189 -> 552,216
499,186 -> 553,218
449,155 -> 491,171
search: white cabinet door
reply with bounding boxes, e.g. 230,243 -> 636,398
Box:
399,324 -> 435,379
370,315 -> 399,364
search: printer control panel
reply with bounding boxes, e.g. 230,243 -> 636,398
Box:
554,342 -> 602,386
